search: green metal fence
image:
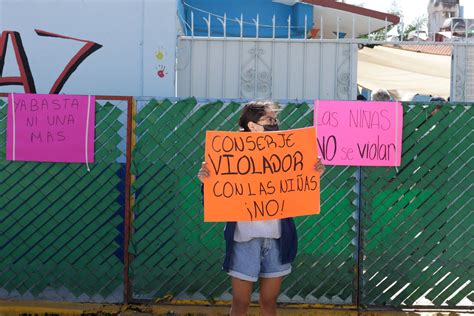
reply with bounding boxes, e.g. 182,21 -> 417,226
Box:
130,98 -> 357,303
1,97 -> 472,308
360,103 -> 473,308
0,96 -> 130,303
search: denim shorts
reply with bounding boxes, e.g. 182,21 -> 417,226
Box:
228,238 -> 292,282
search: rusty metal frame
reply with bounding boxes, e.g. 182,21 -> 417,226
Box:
94,95 -> 134,304
354,166 -> 363,308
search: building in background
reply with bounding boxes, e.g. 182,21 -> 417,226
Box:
428,0 -> 460,38
179,0 -> 399,39
439,17 -> 474,39
179,0 -> 313,38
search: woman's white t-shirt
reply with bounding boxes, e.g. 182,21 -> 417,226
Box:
233,219 -> 281,242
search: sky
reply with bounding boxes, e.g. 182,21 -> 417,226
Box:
344,0 -> 474,24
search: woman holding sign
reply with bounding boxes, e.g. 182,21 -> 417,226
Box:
198,101 -> 325,316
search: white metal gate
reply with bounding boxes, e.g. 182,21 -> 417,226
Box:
451,43 -> 474,102
177,37 -> 358,101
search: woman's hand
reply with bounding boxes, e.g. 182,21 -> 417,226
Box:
197,162 -> 210,183
314,157 -> 325,175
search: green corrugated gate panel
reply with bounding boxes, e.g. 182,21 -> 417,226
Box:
361,103 -> 473,308
130,99 -> 356,303
0,98 -> 126,303
3,95 -> 472,308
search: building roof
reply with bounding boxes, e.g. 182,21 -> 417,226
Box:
390,44 -> 452,56
303,0 -> 400,24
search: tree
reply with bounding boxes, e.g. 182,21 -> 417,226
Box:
363,14 -> 428,41
357,1 -> 428,41
359,0 -> 403,40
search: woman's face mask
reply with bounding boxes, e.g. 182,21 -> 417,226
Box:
262,123 -> 279,131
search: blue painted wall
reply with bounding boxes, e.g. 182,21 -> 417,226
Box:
180,0 -> 313,38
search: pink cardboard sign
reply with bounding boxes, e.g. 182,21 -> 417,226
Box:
6,93 -> 95,163
314,100 -> 403,166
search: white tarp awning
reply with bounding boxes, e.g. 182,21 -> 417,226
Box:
272,0 -> 301,5
313,5 -> 393,38
358,46 -> 451,100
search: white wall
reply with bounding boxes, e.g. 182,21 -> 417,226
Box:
0,0 -> 177,97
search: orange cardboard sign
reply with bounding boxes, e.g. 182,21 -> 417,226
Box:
204,127 -> 320,222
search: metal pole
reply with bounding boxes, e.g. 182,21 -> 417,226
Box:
353,15 -> 356,39
254,15 -> 259,98
218,14 -> 227,98
238,14 -> 243,98
318,41 -> 323,98
205,13 -> 211,97
271,14 -> 275,99
355,166 -> 364,308
368,17 -> 371,39
287,14 -> 291,99
288,14 -> 291,39
272,14 -> 276,39
303,15 -> 307,98
190,11 -> 194,96
321,16 -> 324,39
123,96 -> 134,304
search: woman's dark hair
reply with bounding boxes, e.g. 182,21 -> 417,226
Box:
238,101 -> 276,131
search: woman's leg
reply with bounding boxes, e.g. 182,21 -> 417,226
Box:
258,276 -> 283,316
230,277 -> 253,316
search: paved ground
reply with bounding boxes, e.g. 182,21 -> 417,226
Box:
0,300 -> 472,315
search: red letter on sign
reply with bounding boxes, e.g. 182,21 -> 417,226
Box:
0,31 -> 36,93
35,29 -> 102,94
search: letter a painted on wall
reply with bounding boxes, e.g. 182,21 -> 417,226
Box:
0,31 -> 36,93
